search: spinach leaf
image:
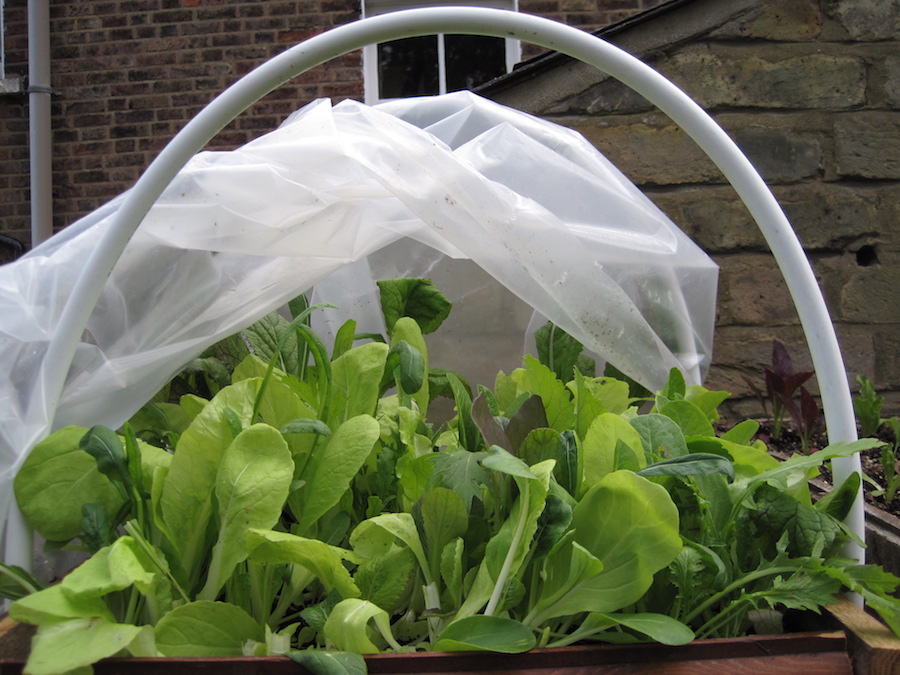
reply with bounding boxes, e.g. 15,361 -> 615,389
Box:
376,278 -> 452,335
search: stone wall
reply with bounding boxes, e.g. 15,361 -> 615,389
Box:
486,0 -> 900,418
0,0 -> 663,260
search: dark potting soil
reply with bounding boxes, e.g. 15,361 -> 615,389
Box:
750,422 -> 900,519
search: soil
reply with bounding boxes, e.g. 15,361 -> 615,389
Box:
749,421 -> 900,519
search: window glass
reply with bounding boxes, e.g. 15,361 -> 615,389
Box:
445,34 -> 507,91
378,36 -> 440,99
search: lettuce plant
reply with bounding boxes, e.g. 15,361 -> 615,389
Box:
5,285 -> 900,675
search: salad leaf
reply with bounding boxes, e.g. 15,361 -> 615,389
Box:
510,356 -> 576,433
323,598 -> 402,653
328,343 -> 388,427
434,615 -> 536,653
14,425 -> 125,542
247,529 -> 360,600
155,601 -> 263,656
26,618 -> 152,675
287,650 -> 368,675
160,378 -> 261,585
376,278 -> 452,334
198,424 -> 294,600
294,414 -> 380,535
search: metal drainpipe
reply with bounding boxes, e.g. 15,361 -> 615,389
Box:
3,0 -> 52,581
28,0 -> 52,246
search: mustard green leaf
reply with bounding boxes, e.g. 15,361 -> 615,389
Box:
198,424 -> 294,600
154,601 -> 263,657
60,536 -> 154,599
350,513 -> 429,582
14,426 -> 124,542
160,378 -> 261,581
287,650 -> 367,675
511,356 -> 576,433
10,583 -> 115,625
415,487 -> 468,580
323,598 -> 401,654
573,612 -> 694,646
532,471 -> 680,623
631,414 -> 688,460
720,419 -> 760,446
535,321 -> 584,384
80,425 -> 133,498
247,528 -> 360,600
685,385 -> 730,423
434,615 -> 536,653
243,310 -> 299,376
25,618 -> 152,675
328,342 -> 389,428
660,400 -> 714,438
390,317 -> 430,413
581,413 -> 646,492
637,453 -> 734,481
354,546 -> 416,613
296,414 -> 380,535
429,450 -> 490,512
482,445 -> 537,479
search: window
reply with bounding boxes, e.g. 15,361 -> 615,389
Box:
362,0 -> 520,104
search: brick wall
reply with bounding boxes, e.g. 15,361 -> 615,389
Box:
486,0 -> 900,417
0,0 -> 658,261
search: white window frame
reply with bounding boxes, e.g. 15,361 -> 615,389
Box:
362,0 -> 520,104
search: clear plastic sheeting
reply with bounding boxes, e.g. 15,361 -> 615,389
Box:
0,91 -> 717,550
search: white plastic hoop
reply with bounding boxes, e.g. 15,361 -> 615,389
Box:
14,7 -> 862,568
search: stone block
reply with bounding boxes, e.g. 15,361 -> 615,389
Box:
570,117 -> 723,185
573,79 -> 653,116
774,184 -> 882,250
824,0 -> 900,41
840,265 -> 900,324
704,324 -> 811,399
710,0 -> 823,41
705,323 -> 876,421
870,326 -> 900,390
732,126 -> 822,183
835,113 -> 900,180
647,187 -> 765,254
886,55 -> 900,110
663,46 -> 866,110
715,253 -> 800,327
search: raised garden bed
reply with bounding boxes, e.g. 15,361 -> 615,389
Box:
0,605 -> 861,674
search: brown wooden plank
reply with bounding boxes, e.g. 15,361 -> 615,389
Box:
0,615 -> 851,675
828,597 -> 900,675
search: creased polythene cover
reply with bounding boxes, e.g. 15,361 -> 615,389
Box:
0,91 -> 718,552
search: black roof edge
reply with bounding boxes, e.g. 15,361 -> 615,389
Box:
476,0 -> 699,96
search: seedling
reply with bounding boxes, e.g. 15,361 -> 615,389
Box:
854,374 -> 884,438
742,340 -> 814,440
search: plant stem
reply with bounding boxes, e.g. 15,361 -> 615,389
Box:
681,565 -> 800,625
124,520 -> 190,603
484,482 -> 530,616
